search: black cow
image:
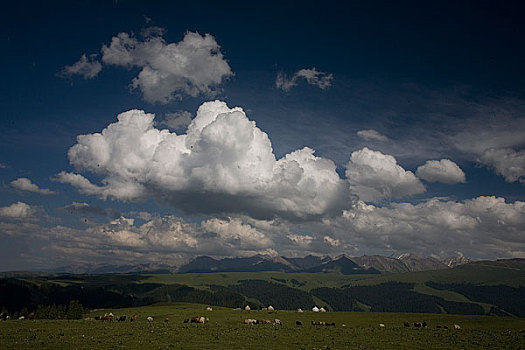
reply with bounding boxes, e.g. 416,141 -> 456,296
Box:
296,321 -> 302,326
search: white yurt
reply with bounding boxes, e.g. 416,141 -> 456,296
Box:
312,306 -> 319,312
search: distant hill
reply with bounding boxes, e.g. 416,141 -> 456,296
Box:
1,258 -> 524,317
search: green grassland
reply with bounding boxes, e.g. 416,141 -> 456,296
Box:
1,303 -> 524,349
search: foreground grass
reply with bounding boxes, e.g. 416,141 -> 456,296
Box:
1,303 -> 524,349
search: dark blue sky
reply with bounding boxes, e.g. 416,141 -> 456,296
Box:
1,0 -> 524,269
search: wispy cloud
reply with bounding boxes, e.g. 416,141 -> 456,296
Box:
276,68 -> 333,92
357,129 -> 389,142
11,177 -> 55,195
58,54 -> 102,79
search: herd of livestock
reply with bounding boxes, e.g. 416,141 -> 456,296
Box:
84,307 -> 462,330
2,308 -> 463,330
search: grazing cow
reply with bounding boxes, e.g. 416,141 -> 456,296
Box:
191,316 -> 208,323
18,316 -> 25,320
436,325 -> 442,329
164,317 -> 169,323
117,315 -> 127,322
422,322 -> 427,328
379,323 -> 385,328
183,319 -> 189,323
130,314 -> 137,322
94,316 -> 101,321
147,316 -> 154,322
327,322 -> 336,327
261,319 -> 272,324
414,322 -> 422,328
100,313 -> 113,321
296,321 -> 302,326
444,326 -> 449,329
1,312 -> 8,321
267,306 -> 275,313
274,319 -> 282,326
403,322 -> 410,328
206,307 -> 213,311
454,324 -> 461,330
244,319 -> 258,325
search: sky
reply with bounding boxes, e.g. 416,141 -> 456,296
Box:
1,0 -> 525,270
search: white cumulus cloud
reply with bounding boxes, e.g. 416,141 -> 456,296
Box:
345,147 -> 425,202
357,129 -> 389,142
329,196 -> 525,259
0,202 -> 35,219
56,100 -> 348,219
276,68 -> 333,92
11,177 -> 55,195
101,30 -> 233,103
416,159 -> 466,184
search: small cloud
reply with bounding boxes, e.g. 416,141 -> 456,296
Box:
323,236 -> 340,247
61,202 -> 122,220
416,159 -> 466,184
11,177 -> 55,195
357,129 -> 389,142
346,147 -> 425,202
0,201 -> 35,219
276,68 -> 333,92
58,54 -> 102,79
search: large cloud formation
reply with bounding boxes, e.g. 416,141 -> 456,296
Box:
345,148 -> 425,202
61,28 -> 233,104
101,30 -> 233,103
56,101 -> 347,219
328,196 -> 525,259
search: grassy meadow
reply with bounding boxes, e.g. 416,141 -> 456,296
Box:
1,302 -> 524,349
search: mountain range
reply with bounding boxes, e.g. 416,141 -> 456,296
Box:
177,253 -> 469,274
31,253 -> 472,275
